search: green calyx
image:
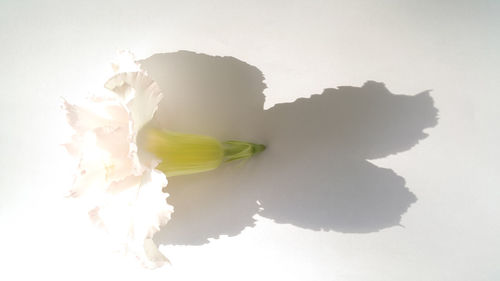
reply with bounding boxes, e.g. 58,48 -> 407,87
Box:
222,140 -> 266,162
145,129 -> 266,177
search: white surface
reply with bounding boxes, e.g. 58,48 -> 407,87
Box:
1,0 -> 499,280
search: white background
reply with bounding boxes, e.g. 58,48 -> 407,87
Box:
1,0 -> 499,280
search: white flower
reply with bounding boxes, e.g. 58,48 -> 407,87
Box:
63,51 -> 173,268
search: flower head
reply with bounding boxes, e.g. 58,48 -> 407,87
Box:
63,52 -> 172,268
63,51 -> 266,268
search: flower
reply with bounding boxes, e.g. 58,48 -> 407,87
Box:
63,51 -> 266,268
63,51 -> 172,268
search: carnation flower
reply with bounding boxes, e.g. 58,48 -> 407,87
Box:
63,51 -> 172,268
63,51 -> 266,268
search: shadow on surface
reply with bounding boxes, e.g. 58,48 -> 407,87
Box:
139,51 -> 438,245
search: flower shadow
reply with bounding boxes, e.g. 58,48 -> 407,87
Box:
139,51 -> 438,245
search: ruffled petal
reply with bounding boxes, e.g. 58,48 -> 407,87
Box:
104,50 -> 163,139
90,170 -> 172,268
63,51 -> 172,268
104,72 -> 163,135
62,97 -> 129,158
110,50 -> 141,73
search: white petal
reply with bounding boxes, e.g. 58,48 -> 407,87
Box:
131,169 -> 172,240
63,52 -> 170,268
90,169 -> 172,268
110,50 -> 141,73
142,238 -> 169,268
104,72 -> 163,135
62,98 -> 129,159
63,98 -> 129,132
